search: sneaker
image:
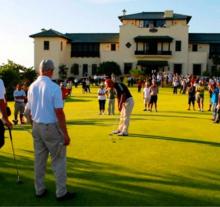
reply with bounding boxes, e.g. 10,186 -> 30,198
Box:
56,192 -> 76,201
35,189 -> 48,198
117,132 -> 128,136
143,109 -> 147,111
112,130 -> 121,134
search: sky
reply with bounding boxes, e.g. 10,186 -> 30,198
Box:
0,0 -> 220,67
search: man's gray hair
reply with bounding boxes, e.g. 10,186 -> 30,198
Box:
39,59 -> 55,72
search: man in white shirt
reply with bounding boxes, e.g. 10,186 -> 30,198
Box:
25,59 -> 74,201
0,79 -> 12,146
13,83 -> 26,125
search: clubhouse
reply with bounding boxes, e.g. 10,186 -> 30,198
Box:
30,10 -> 220,79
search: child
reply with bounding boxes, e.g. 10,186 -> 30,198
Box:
97,83 -> 106,115
149,80 -> 159,112
143,82 -> 151,111
106,86 -> 117,115
196,80 -> 205,112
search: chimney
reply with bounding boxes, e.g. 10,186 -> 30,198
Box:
164,10 -> 174,18
122,9 -> 127,16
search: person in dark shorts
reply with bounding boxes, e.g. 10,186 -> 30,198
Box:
187,82 -> 196,110
97,84 -> 106,115
149,80 -> 158,112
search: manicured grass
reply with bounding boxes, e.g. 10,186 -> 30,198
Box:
1,86 -> 220,206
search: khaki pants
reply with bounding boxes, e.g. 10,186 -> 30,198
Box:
108,99 -> 115,115
118,97 -> 134,134
32,122 -> 67,197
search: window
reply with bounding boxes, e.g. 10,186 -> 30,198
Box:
192,44 -> 198,52
155,20 -> 165,27
111,44 -> 116,51
210,43 -> 220,57
44,41 -> 49,50
60,42 -> 63,51
71,64 -> 79,75
193,64 -> 202,76
92,64 -> 97,75
124,63 -> 133,74
83,64 -> 88,76
175,41 -> 181,51
143,20 -> 150,28
173,64 -> 182,75
71,43 -> 100,57
143,20 -> 165,28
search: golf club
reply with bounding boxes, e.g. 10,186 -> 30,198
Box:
8,127 -> 23,184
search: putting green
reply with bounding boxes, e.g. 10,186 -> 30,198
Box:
0,86 -> 220,206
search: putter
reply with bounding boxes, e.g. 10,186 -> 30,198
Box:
109,115 -> 120,143
8,127 -> 23,184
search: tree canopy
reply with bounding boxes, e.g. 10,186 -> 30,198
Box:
97,61 -> 121,77
0,60 -> 37,100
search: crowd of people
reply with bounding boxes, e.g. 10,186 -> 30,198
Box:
1,61 -> 220,202
133,72 -> 220,124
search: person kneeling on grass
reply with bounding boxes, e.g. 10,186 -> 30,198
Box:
105,76 -> 134,136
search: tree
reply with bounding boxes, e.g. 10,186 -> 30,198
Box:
97,61 -> 121,77
20,67 -> 37,84
0,64 -> 20,100
70,64 -> 79,75
58,64 -> 69,80
0,60 -> 37,100
129,68 -> 144,77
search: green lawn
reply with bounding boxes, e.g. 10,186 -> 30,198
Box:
1,86 -> 220,206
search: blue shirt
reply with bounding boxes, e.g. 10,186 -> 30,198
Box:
211,87 -> 219,104
13,89 -> 26,103
27,76 -> 63,124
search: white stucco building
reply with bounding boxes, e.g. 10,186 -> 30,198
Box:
30,10 -> 220,79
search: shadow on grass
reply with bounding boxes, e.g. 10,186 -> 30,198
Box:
128,133 -> 220,148
67,117 -> 148,126
65,97 -> 92,103
161,110 -> 210,116
132,113 -> 207,120
11,125 -> 32,132
74,94 -> 98,99
0,153 -> 220,206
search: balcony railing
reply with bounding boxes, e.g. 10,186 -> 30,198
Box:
135,50 -> 172,56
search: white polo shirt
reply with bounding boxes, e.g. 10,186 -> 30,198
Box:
27,76 -> 63,124
0,79 -> 6,100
